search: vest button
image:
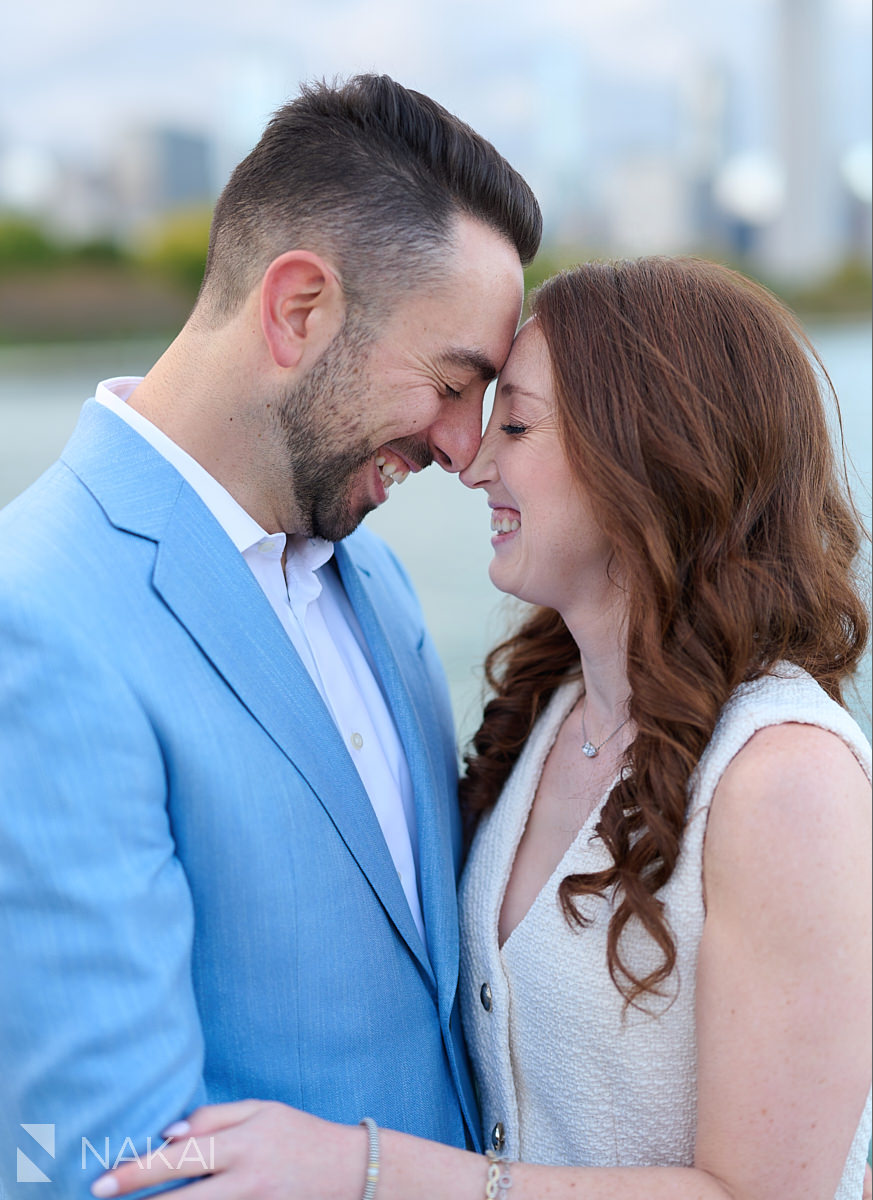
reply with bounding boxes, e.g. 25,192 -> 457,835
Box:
491,1122 -> 505,1152
480,982 -> 493,1012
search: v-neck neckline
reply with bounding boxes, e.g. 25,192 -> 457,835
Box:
495,680 -> 622,954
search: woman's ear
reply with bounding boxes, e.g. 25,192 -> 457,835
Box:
260,251 -> 346,369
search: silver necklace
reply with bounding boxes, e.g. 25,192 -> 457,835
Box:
580,699 -> 629,758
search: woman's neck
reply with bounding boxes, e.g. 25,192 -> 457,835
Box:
561,593 -> 631,728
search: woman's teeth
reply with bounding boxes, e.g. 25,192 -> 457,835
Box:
376,456 -> 409,488
491,514 -> 520,533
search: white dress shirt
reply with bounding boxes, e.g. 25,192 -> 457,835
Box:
95,378 -> 427,950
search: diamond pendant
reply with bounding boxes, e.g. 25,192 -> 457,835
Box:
582,741 -> 598,758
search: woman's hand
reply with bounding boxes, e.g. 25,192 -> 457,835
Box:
90,1100 -> 367,1200
88,1096 -> 873,1200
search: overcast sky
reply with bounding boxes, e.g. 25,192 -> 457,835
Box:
2,0 -> 870,200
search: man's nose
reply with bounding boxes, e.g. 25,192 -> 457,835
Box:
429,400 -> 484,473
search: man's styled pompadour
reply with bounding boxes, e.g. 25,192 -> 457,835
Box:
196,74 -> 542,325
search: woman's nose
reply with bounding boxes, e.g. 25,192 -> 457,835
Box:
459,429 -> 496,490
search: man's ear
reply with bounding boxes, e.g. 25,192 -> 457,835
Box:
260,251 -> 346,369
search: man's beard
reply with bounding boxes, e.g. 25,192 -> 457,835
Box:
274,315 -> 381,542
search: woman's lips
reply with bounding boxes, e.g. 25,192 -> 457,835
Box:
490,506 -> 520,535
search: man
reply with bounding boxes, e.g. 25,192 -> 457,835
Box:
0,75 -> 540,1196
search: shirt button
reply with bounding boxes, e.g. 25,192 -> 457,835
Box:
350,732 -> 364,750
480,982 -> 493,1012
490,1122 -> 505,1153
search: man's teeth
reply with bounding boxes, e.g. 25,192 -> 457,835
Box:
375,456 -> 409,488
491,515 -> 521,533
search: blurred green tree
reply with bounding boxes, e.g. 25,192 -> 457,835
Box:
0,216 -> 59,270
135,208 -> 211,296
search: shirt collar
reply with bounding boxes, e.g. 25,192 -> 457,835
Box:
94,377 -> 336,567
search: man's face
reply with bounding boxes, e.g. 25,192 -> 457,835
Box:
276,215 -> 524,541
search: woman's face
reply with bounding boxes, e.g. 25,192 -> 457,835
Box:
460,320 -> 616,620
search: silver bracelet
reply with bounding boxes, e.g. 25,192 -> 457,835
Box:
359,1117 -> 380,1200
485,1149 -> 513,1198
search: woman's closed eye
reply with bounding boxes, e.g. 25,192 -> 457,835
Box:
500,422 -> 527,436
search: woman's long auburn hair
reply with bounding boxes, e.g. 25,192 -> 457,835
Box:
460,257 -> 869,1008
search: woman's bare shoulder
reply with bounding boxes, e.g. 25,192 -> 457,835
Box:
702,721 -> 870,913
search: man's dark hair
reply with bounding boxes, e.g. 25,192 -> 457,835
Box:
196,73 -> 542,326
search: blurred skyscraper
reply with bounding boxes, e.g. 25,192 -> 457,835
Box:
762,0 -> 841,280
0,0 -> 869,281
115,126 -> 214,233
529,41 -> 589,247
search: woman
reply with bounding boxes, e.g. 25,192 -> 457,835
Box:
93,258 -> 871,1199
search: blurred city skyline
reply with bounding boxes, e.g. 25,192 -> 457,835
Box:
2,0 -> 871,282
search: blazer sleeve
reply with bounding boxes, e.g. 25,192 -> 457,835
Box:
0,593 -> 207,1197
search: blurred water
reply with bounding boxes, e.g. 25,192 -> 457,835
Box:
0,321 -> 870,745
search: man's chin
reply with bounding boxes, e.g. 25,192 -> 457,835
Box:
316,511 -> 373,543
311,492 -> 379,543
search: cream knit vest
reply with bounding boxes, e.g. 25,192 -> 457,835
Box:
460,665 -> 871,1196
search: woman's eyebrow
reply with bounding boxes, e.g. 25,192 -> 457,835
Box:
498,380 -> 546,403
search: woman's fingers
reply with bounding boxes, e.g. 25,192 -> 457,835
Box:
95,1176 -> 220,1200
90,1101 -> 272,1197
164,1099 -> 267,1138
90,1125 -> 224,1197
90,1100 -> 353,1199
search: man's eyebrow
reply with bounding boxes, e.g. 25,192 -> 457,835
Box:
435,348 -> 499,382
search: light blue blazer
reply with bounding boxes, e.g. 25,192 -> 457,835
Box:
0,400 -> 480,1197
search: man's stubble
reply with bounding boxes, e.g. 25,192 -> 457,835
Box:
273,314 -> 431,542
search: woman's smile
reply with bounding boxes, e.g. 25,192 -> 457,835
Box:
490,505 -> 521,540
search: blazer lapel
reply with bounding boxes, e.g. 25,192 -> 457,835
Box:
336,540 -> 460,1014
64,401 -> 434,982
155,498 -> 433,975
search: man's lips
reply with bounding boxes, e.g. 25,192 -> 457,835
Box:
375,453 -> 409,488
385,436 -> 432,473
374,440 -> 431,492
